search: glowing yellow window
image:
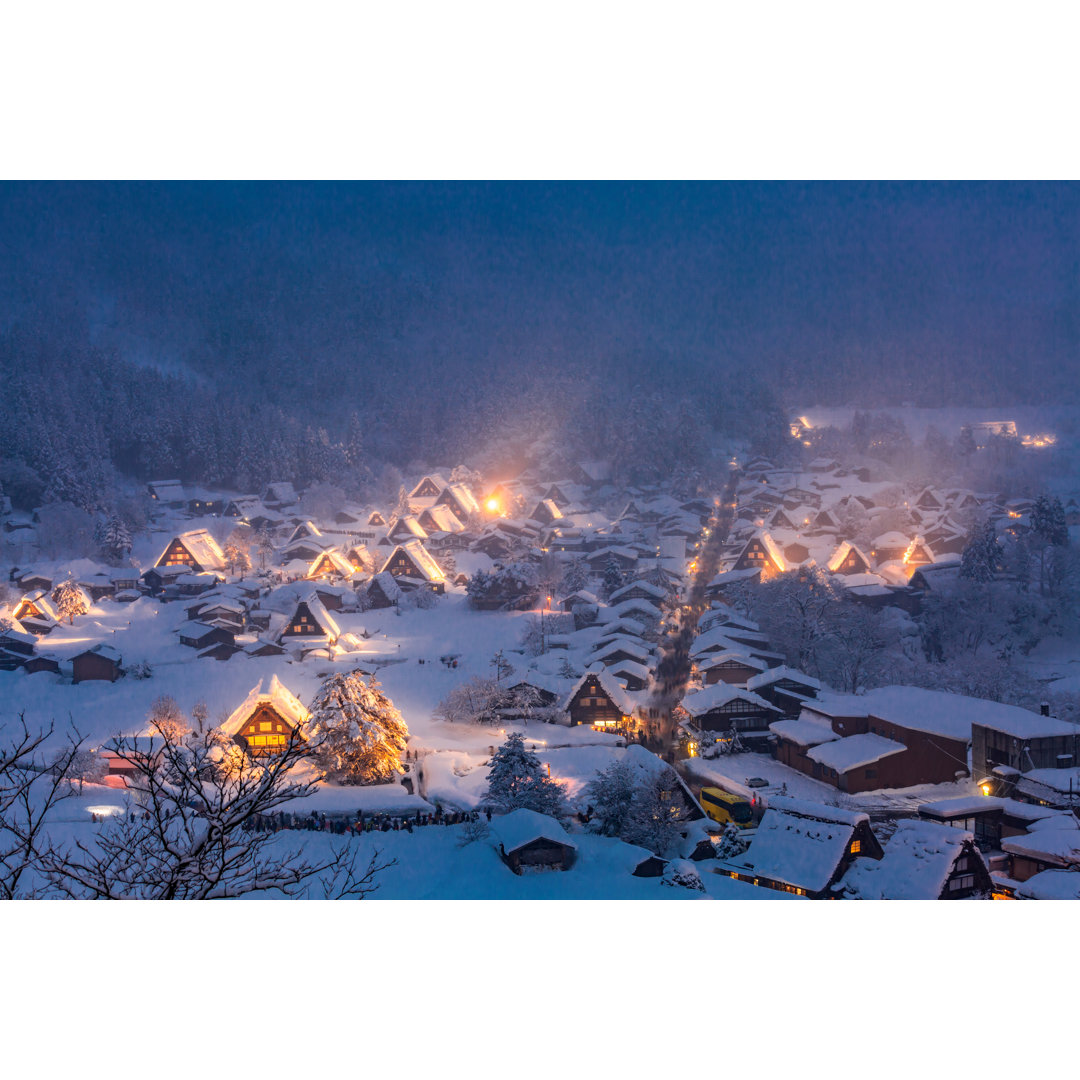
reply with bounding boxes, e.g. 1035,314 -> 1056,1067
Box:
250,735 -> 266,746
259,722 -> 272,732
850,840 -> 862,854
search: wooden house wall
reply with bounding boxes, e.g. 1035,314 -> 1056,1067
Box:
504,838 -> 574,873
236,704 -> 297,756
157,538 -> 200,570
568,682 -> 624,727
72,653 -> 121,683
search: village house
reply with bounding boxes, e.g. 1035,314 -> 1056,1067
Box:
176,622 -> 236,651
306,548 -> 355,582
220,675 -> 309,757
718,797 -> 884,898
745,666 -> 821,714
773,686 -> 976,793
679,682 -> 780,738
147,479 -> 186,507
72,644 -> 123,683
838,820 -> 993,899
154,529 -> 228,575
971,702 -> 1080,783
561,669 -> 639,732
918,794 -> 1064,853
12,591 -> 58,635
363,571 -> 403,609
435,482 -> 481,522
380,540 -> 446,592
278,594 -> 341,646
490,809 -> 577,873
999,821 -> 1080,884
696,651 -> 770,686
727,532 -> 787,578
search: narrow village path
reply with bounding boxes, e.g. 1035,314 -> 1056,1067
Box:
649,466 -> 740,755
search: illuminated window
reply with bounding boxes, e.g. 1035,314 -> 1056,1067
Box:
850,839 -> 862,854
250,735 -> 266,746
259,722 -> 272,732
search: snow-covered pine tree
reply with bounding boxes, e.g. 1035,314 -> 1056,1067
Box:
308,671 -> 409,785
960,520 -> 1003,584
394,485 -> 412,518
560,557 -> 590,595
601,553 -> 624,599
622,768 -> 688,855
254,527 -> 276,570
713,821 -> 751,860
583,757 -> 638,836
52,579 -> 89,625
482,732 -> 570,819
101,514 -> 133,563
1031,495 -> 1068,548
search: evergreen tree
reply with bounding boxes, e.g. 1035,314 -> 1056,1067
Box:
482,732 -> 570,819
101,514 -> 133,563
621,768 -> 689,855
583,757 -> 637,836
960,521 -> 1003,584
254,526 -> 277,571
1030,495 -> 1069,595
956,425 -> 977,457
1031,495 -> 1068,547
52,579 -> 89,624
601,553 -> 624,599
308,671 -> 409,785
560,557 -> 591,596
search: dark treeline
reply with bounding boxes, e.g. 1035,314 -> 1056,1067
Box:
0,328 -> 787,513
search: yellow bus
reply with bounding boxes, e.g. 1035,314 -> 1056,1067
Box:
700,786 -> 755,828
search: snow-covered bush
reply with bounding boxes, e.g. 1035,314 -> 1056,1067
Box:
662,860 -> 705,891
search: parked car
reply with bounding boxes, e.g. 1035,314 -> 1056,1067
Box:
746,777 -> 769,789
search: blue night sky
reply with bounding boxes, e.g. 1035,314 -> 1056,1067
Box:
1,182 -> 1077,404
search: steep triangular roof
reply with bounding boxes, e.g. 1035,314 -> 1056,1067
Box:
219,675 -> 310,738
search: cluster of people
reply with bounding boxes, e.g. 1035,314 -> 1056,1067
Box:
242,806 -> 484,836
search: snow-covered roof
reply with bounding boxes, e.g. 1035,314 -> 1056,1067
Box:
368,571 -> 402,602
1001,825 -> 1080,866
307,549 -> 355,579
769,716 -> 840,748
489,809 -> 576,854
826,541 -> 873,572
734,797 -> 867,893
840,820 -> 978,900
803,686 -> 1042,742
219,675 -> 310,738
589,638 -> 651,664
445,483 -> 480,517
807,732 -> 906,773
690,625 -> 762,658
695,651 -> 768,673
281,593 -> 341,641
746,665 -> 822,693
380,540 -> 445,583
156,529 -> 227,574
608,579 -> 667,603
561,668 -> 637,716
1015,767 -> 1080,802
680,683 -> 779,718
1015,869 -> 1080,900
